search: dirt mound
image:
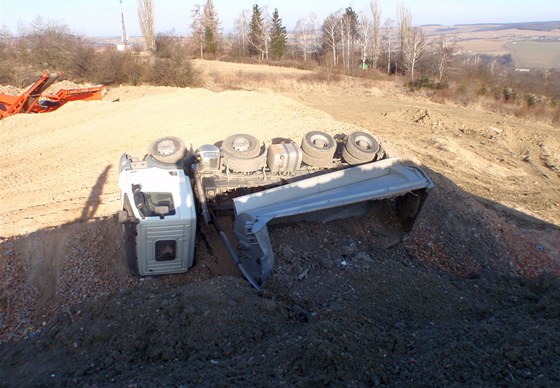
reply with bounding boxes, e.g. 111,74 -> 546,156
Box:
0,80 -> 97,96
2,260 -> 559,386
2,184 -> 559,385
0,85 -> 21,95
44,80 -> 88,94
0,85 -> 367,342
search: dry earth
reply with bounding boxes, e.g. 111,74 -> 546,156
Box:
0,61 -> 559,386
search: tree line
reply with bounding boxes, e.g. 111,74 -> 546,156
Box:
137,0 -> 455,81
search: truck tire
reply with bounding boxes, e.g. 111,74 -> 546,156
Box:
302,150 -> 334,168
344,131 -> 380,161
301,131 -> 336,158
342,147 -> 370,166
223,150 -> 266,173
148,137 -> 187,164
222,133 -> 262,159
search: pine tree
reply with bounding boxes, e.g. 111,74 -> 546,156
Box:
203,0 -> 219,57
248,4 -> 264,58
269,8 -> 287,60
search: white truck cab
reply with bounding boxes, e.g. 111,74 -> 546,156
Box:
118,152 -> 197,276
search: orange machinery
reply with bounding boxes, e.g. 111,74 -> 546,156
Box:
0,72 -> 105,120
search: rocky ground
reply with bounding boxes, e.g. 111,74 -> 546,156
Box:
0,61 -> 559,386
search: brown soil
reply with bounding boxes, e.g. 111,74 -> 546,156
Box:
1,60 -> 559,386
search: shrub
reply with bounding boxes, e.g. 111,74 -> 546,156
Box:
525,94 -> 537,107
298,67 -> 342,84
149,57 -> 198,87
146,33 -> 199,87
503,87 -> 515,102
407,76 -> 448,91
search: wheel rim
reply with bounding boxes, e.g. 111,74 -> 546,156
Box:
232,136 -> 251,152
354,135 -> 373,151
156,139 -> 177,155
310,134 -> 329,149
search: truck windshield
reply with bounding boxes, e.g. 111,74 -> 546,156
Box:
133,190 -> 176,218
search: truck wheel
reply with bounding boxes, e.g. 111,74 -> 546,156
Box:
302,150 -> 334,168
148,137 -> 187,164
342,147 -> 369,166
344,132 -> 380,161
222,134 -> 262,159
223,150 -> 267,173
301,131 -> 336,158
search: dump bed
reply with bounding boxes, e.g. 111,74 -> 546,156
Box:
232,158 -> 434,286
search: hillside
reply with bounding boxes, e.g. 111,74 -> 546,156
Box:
421,21 -> 560,67
1,61 -> 559,386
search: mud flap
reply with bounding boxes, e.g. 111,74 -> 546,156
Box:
122,221 -> 139,276
233,213 -> 275,287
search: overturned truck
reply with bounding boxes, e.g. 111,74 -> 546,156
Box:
118,131 -> 433,290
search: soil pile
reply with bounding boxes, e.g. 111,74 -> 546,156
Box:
2,245 -> 559,386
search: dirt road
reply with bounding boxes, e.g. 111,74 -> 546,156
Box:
1,61 -> 559,386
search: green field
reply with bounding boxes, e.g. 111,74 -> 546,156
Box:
509,41 -> 560,69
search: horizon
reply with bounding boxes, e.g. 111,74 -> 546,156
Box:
83,20 -> 560,40
62,20 -> 560,40
1,0 -> 559,37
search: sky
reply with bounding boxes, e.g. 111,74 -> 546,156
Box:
0,0 -> 558,37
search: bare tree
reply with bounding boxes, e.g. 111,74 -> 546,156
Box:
0,25 -> 11,50
294,13 -> 318,61
234,9 -> 250,57
261,7 -> 271,60
190,4 -> 204,58
339,7 -> 358,72
369,0 -> 381,68
357,13 -> 372,68
435,34 -> 456,81
381,18 -> 395,74
403,27 -> 428,80
396,1 -> 412,72
489,58 -> 497,76
190,1 -> 220,59
138,0 -> 156,52
322,12 -> 340,67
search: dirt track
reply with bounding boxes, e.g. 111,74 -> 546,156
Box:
1,61 -> 559,386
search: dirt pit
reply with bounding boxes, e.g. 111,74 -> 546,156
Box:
1,61 -> 559,386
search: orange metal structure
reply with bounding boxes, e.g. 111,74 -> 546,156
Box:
0,72 -> 105,120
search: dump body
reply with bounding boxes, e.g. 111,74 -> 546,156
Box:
233,158 -> 433,286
